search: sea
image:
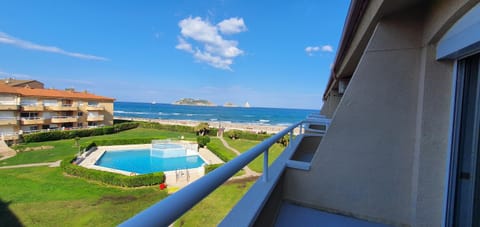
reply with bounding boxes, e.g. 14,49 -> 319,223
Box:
114,101 -> 319,126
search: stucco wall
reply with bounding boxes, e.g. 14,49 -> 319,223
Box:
284,11 -> 425,226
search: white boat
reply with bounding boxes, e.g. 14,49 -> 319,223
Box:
244,102 -> 250,108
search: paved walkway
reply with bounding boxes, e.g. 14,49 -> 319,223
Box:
218,136 -> 260,178
0,160 -> 61,169
0,140 -> 16,161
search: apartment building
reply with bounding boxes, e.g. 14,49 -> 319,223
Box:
0,80 -> 114,141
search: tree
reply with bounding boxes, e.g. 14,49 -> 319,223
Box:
195,122 -> 210,136
197,136 -> 211,148
226,130 -> 241,140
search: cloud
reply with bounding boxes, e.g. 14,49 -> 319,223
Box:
176,16 -> 247,70
305,45 -> 334,56
0,32 -> 109,61
217,17 -> 247,34
0,71 -> 33,79
175,37 -> 193,53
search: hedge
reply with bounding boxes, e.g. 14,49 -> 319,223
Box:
207,141 -> 235,162
224,129 -> 273,141
61,156 -> 165,187
81,137 -> 163,151
205,163 -> 223,174
138,121 -> 218,136
22,122 -> 139,143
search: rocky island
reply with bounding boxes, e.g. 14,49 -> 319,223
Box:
173,98 -> 216,106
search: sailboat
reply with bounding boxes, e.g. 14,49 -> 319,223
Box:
244,102 -> 251,108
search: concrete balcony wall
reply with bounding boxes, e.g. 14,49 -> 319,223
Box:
21,105 -> 44,111
0,105 -> 19,111
87,115 -> 104,122
45,105 -> 78,111
51,116 -> 78,123
0,118 -> 18,125
21,118 -> 45,125
86,105 -> 104,111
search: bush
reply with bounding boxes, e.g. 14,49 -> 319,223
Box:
197,136 -> 211,148
61,156 -> 165,187
138,122 -> 194,133
226,130 -> 241,140
204,163 -> 223,174
207,141 -> 233,162
22,122 -> 139,143
81,137 -> 162,150
224,129 -> 272,141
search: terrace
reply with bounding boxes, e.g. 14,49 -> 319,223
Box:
119,117 -> 383,226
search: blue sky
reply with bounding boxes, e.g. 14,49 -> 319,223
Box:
0,0 -> 350,109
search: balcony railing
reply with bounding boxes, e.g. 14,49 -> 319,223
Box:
120,121 -> 306,226
21,104 -> 44,111
0,103 -> 19,110
51,116 -> 78,123
86,105 -> 104,111
20,117 -> 44,125
0,117 -> 18,125
87,115 -> 104,121
45,104 -> 78,111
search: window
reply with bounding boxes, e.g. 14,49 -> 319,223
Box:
448,53 -> 480,226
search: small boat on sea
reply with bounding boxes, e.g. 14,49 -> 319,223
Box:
244,102 -> 251,108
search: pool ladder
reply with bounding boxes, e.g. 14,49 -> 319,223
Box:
175,168 -> 190,183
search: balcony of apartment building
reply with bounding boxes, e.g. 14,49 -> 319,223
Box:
19,99 -> 43,111
44,99 -> 78,111
0,117 -> 18,125
87,114 -> 104,122
51,115 -> 78,124
0,101 -> 19,111
119,117 -> 349,227
20,116 -> 44,125
85,101 -> 104,111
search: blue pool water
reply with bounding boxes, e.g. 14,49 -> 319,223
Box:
95,149 -> 205,174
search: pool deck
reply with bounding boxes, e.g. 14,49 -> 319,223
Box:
78,143 -> 224,188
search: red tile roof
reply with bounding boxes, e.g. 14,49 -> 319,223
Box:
0,83 -> 114,101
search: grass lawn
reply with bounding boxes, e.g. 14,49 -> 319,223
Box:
0,166 -> 168,226
225,138 -> 285,173
174,180 -> 255,227
206,138 -> 238,161
0,127 -> 256,226
0,128 -> 197,167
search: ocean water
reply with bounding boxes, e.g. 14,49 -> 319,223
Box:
114,101 -> 319,126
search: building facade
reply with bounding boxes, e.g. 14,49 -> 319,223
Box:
0,81 -> 114,141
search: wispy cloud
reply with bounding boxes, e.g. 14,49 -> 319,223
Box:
305,45 -> 334,56
0,71 -> 32,79
0,32 -> 109,61
176,16 -> 247,70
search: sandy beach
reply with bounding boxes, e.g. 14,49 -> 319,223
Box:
115,117 -> 289,134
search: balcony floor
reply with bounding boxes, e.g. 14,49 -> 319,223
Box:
275,201 -> 390,227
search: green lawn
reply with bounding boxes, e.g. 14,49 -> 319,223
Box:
0,127 -> 257,226
0,167 -> 168,227
206,138 -> 238,162
225,138 -> 285,173
0,128 -> 197,167
174,180 -> 254,227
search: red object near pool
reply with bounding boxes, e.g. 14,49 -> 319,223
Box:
159,183 -> 167,190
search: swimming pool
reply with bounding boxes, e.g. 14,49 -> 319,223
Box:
95,148 -> 205,174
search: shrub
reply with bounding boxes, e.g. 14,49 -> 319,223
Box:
226,130 -> 241,140
205,163 -> 223,174
22,122 -> 139,143
194,122 -> 210,136
197,136 -> 211,148
61,156 -> 165,187
207,142 -> 232,162
224,129 -> 272,141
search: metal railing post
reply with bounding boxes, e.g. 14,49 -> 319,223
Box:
263,149 -> 269,182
